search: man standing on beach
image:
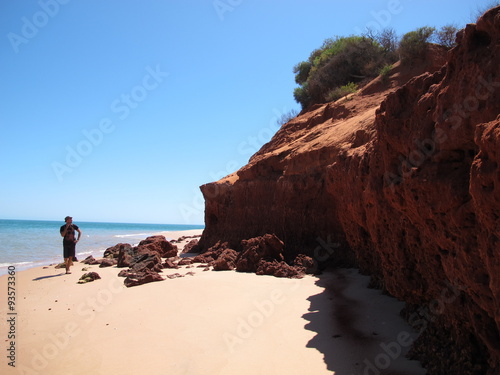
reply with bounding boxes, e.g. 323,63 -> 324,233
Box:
60,216 -> 81,274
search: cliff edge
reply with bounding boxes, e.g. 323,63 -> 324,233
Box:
198,7 -> 500,374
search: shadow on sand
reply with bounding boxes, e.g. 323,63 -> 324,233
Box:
302,268 -> 426,375
33,273 -> 65,281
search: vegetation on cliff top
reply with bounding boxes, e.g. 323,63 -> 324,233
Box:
293,25 -> 459,109
292,1 -> 500,110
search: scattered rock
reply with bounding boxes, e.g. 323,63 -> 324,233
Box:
212,249 -> 238,271
235,234 -> 285,273
293,254 -> 316,274
117,244 -> 136,268
103,243 -> 132,259
82,256 -> 100,265
181,239 -> 199,254
124,269 -> 164,287
256,259 -> 305,278
166,273 -> 184,279
117,269 -> 133,278
99,258 -> 117,268
137,235 -> 178,258
163,259 -> 179,269
192,240 -> 229,263
78,272 -> 101,284
130,252 -> 162,273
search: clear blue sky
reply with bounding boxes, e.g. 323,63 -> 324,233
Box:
0,0 -> 490,225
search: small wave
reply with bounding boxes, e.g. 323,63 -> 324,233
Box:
113,233 -> 151,238
0,261 -> 34,267
77,250 -> 95,255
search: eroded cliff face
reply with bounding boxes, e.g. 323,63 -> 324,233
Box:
198,7 -> 500,374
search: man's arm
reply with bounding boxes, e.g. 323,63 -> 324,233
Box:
75,228 -> 82,242
60,224 -> 70,237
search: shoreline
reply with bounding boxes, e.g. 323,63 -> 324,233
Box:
0,229 -> 204,277
0,229 -> 426,374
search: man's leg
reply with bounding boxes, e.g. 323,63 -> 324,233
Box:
65,257 -> 72,274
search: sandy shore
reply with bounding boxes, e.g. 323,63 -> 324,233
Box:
0,230 -> 425,375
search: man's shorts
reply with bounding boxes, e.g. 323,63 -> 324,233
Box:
63,241 -> 76,259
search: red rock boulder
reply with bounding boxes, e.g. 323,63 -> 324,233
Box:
123,269 -> 164,288
117,245 -> 136,268
103,243 -> 132,259
181,239 -> 199,254
130,252 -> 163,273
212,249 -> 238,271
82,255 -> 100,265
137,235 -> 178,258
192,240 -> 229,263
256,259 -> 305,278
235,234 -> 285,273
99,258 -> 117,268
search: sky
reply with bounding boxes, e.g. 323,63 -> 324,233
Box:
0,0 -> 492,225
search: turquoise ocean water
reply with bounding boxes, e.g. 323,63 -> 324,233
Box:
0,219 -> 204,275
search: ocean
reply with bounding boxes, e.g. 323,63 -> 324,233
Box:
0,219 -> 204,275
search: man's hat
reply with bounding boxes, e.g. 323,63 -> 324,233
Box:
64,216 -> 72,221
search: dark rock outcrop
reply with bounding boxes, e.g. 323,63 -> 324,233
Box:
82,255 -> 100,265
233,234 -> 312,278
103,243 -> 132,259
183,235 -> 311,277
255,259 -> 305,278
293,254 -> 316,274
130,253 -> 162,273
192,240 -> 228,264
212,249 -> 238,271
137,235 -> 178,258
235,234 -> 285,272
123,269 -> 164,288
107,236 -> 178,286
163,259 -> 179,269
196,7 -> 500,374
99,258 -> 117,268
181,239 -> 199,254
117,244 -> 136,268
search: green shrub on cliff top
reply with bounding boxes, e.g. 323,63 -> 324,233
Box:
326,82 -> 358,102
293,35 -> 386,108
379,64 -> 393,83
293,61 -> 312,85
398,26 -> 435,63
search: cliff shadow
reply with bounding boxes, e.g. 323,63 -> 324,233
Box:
303,268 -> 426,375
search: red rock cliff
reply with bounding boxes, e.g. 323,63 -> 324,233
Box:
199,7 -> 500,374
